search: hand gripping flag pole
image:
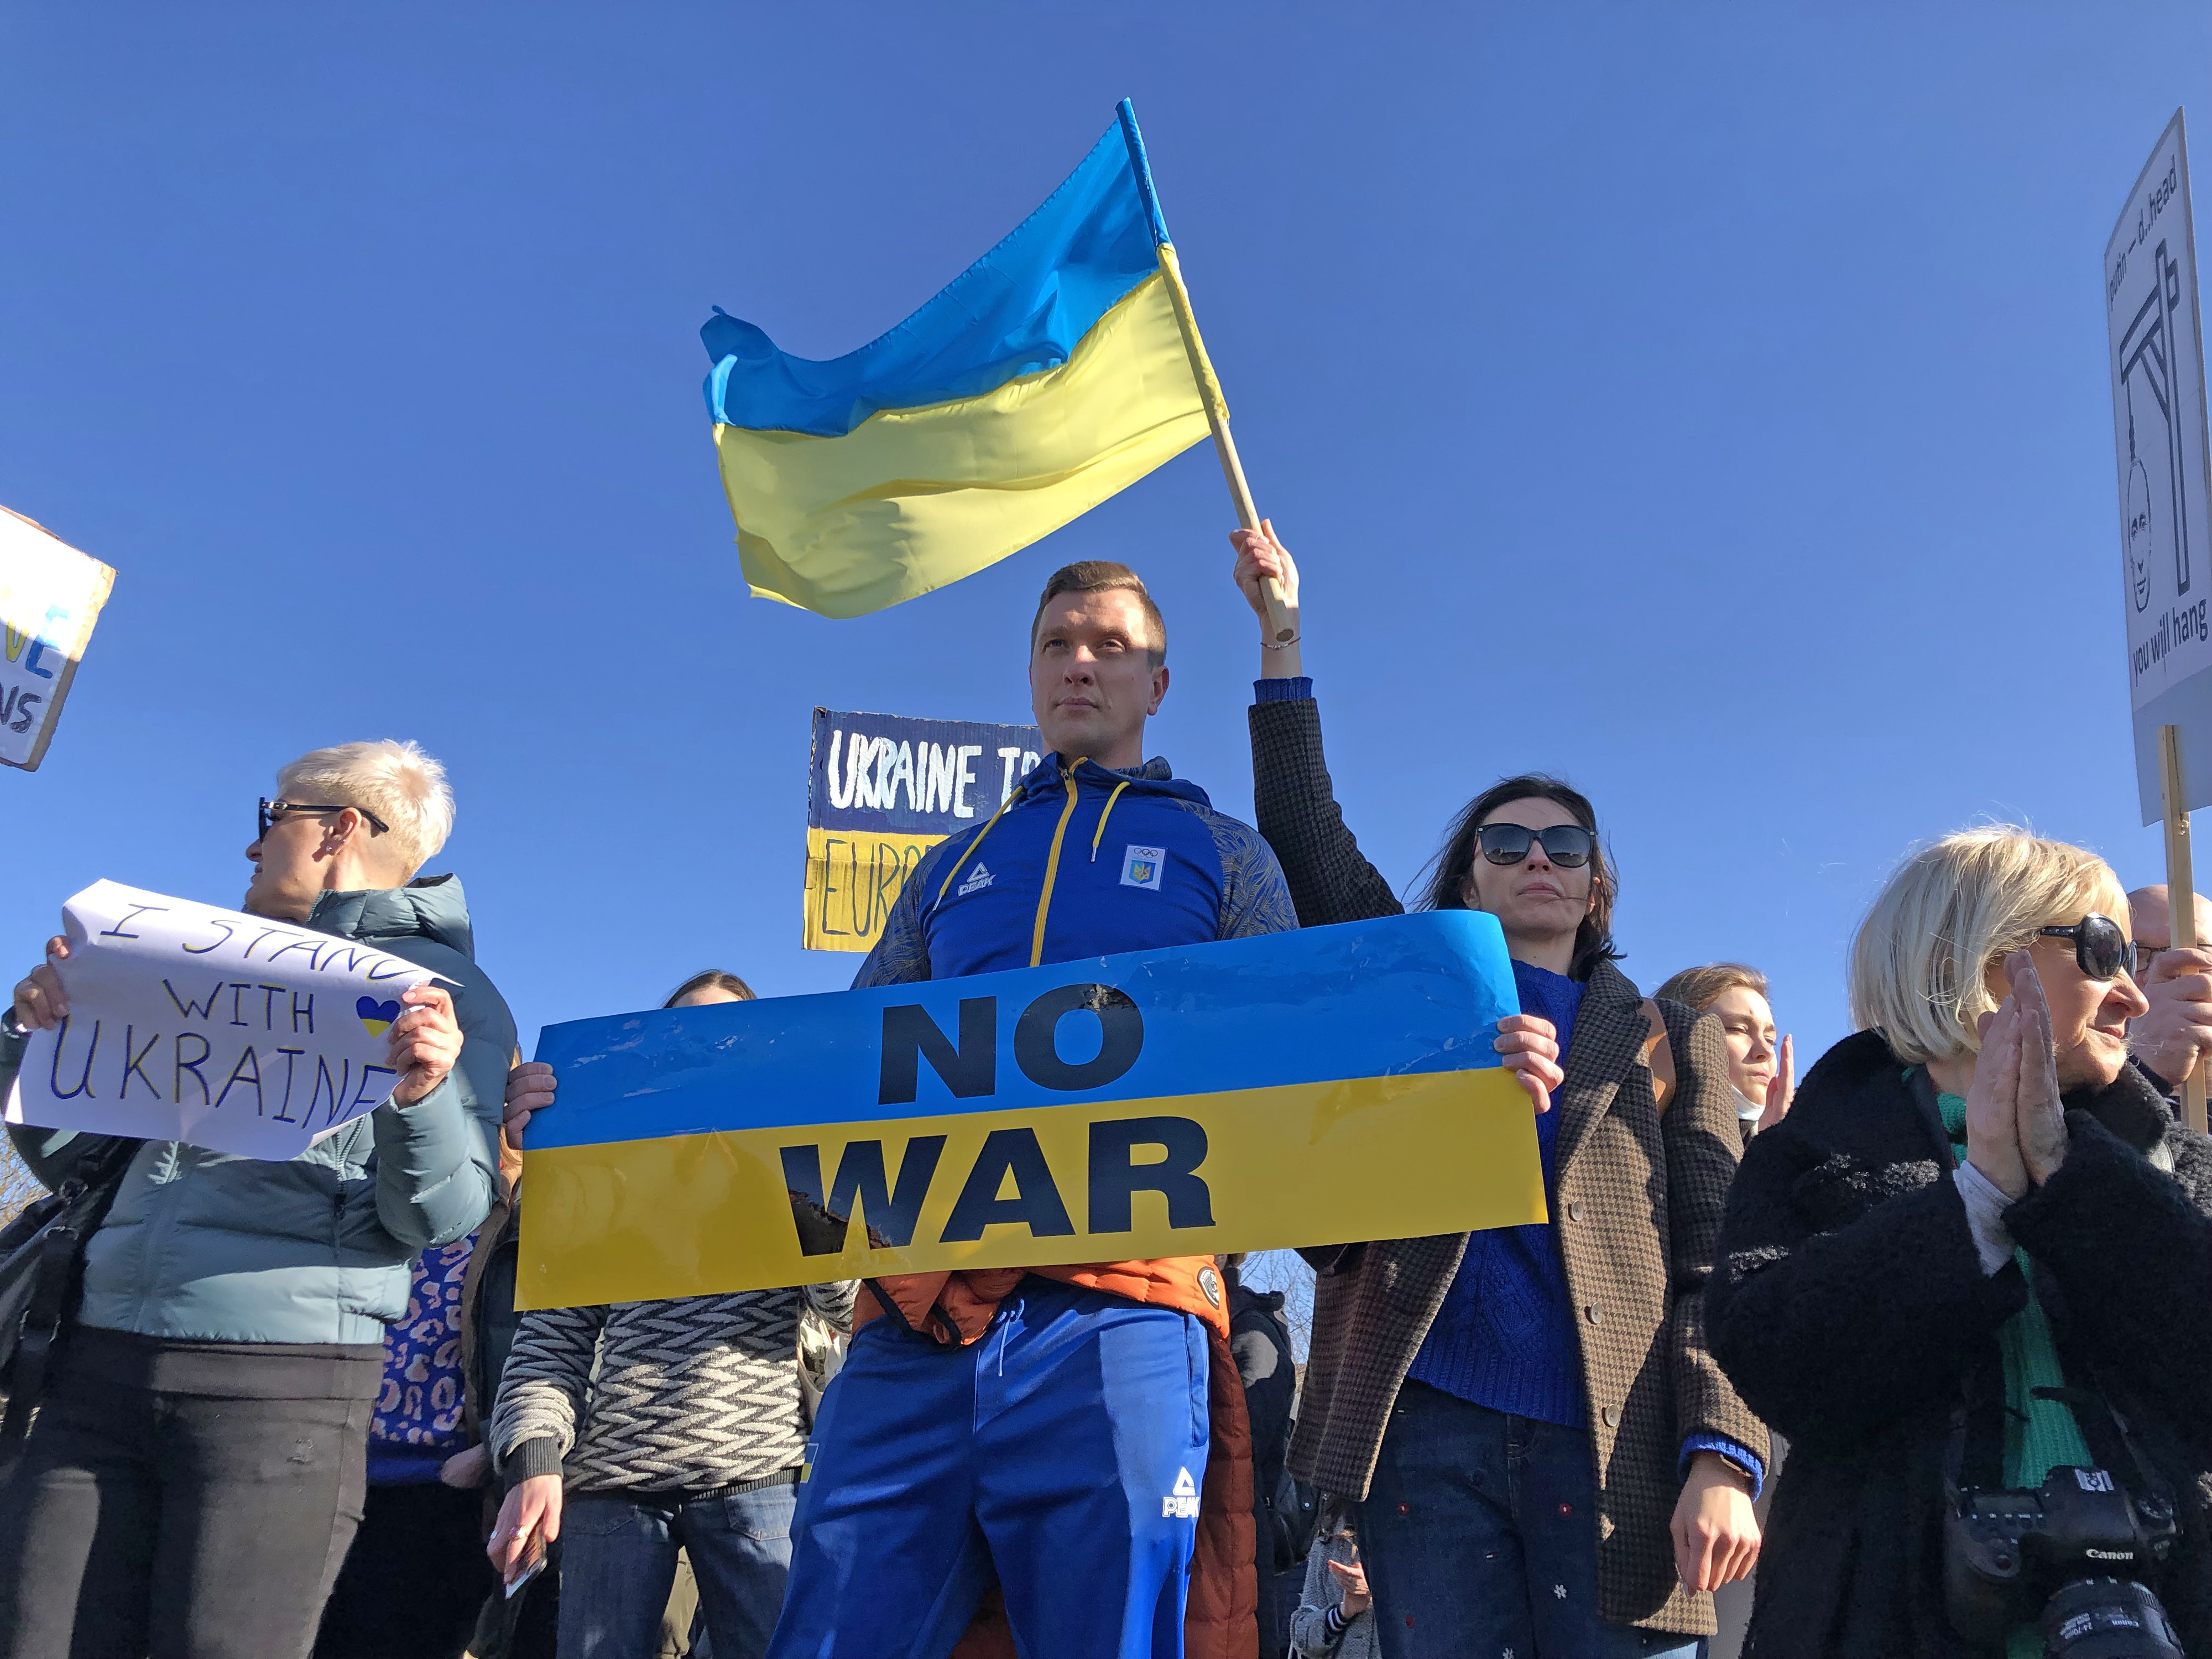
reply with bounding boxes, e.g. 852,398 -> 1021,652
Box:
1116,100 -> 1300,646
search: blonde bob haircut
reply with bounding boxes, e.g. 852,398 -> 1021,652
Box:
274,739 -> 455,879
1849,825 -> 2127,1065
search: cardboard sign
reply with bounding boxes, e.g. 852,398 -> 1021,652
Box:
518,912 -> 1542,1309
4,880 -> 436,1160
804,708 -> 1041,953
0,506 -> 115,772
2107,112 -> 2212,822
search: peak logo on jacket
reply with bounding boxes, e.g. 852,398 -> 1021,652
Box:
957,863 -> 995,897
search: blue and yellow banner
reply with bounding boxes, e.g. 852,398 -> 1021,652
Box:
700,100 -> 1228,619
518,914 -> 1544,1309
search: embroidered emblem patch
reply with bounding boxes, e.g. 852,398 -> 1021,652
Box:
1120,845 -> 1166,890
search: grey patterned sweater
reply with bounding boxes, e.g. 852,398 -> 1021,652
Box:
490,1281 -> 856,1494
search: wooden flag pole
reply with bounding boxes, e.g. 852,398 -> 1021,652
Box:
2158,723 -> 2209,1132
1152,244 -> 1299,646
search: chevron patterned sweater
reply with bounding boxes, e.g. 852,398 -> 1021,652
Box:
490,1281 -> 857,1494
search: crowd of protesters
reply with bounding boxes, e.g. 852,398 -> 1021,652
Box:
1,526 -> 2210,1659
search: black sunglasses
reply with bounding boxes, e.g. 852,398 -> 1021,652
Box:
2038,914 -> 2136,982
257,797 -> 389,841
1475,823 -> 1595,869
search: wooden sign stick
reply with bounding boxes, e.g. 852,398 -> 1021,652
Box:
2158,722 -> 2208,1132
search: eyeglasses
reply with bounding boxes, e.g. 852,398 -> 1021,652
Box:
257,798 -> 389,841
1475,823 -> 1595,869
2038,914 -> 2136,982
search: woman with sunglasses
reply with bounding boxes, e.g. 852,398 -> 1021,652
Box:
1709,827 -> 2212,1657
1231,526 -> 1766,1658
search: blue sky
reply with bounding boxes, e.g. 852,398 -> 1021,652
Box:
5,4 -> 2210,1076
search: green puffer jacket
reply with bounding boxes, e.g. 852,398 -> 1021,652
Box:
0,875 -> 512,1347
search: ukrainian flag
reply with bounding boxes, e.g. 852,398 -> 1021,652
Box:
701,100 -> 1226,619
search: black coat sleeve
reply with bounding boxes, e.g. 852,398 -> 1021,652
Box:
2007,1110 -> 2212,1433
1662,1005 -> 1769,1465
1247,696 -> 1406,929
1232,1314 -> 1296,1478
1708,1113 -> 2028,1445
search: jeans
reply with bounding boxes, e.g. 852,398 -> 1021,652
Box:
557,1481 -> 796,1659
770,1277 -> 1209,1659
1360,1384 -> 1705,1659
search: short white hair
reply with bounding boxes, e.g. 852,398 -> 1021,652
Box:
1849,825 -> 2125,1065
274,739 -> 455,877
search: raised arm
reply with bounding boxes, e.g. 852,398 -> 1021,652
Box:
1231,524 -> 1406,929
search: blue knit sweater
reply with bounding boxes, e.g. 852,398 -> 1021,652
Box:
1404,961 -> 1587,1426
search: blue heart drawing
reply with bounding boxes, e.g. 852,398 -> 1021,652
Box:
356,996 -> 402,1037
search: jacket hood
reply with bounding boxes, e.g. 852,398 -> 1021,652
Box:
307,873 -> 476,961
1023,753 -> 1211,810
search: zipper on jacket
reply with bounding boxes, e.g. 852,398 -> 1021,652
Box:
1030,765 -> 1083,967
130,1144 -> 195,1336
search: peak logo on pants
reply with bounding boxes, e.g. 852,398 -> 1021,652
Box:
1162,1467 -> 1199,1519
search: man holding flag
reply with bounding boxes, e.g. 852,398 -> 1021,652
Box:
708,99 -> 1560,1658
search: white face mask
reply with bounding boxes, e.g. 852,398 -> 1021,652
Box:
1732,1085 -> 1765,1128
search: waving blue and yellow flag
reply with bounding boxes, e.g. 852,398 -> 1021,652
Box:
701,101 -> 1227,619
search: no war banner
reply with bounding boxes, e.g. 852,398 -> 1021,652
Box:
518,911 -> 1544,1308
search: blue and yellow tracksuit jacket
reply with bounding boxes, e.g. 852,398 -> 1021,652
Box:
855,753 -> 1296,988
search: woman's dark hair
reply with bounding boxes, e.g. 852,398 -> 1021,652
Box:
1413,773 -> 1620,981
664,969 -> 757,1008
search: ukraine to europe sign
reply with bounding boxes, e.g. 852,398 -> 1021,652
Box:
518,912 -> 1542,1308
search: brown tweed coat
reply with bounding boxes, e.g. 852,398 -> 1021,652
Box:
1249,695 -> 1767,1636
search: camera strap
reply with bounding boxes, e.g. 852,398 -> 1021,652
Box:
1944,1362 -> 2176,1517
2032,1385 -> 2176,1516
1943,1350 -> 2013,1500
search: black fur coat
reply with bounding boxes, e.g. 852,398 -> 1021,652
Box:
1708,1029 -> 2212,1657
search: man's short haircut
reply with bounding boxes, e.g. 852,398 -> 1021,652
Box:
1849,825 -> 2124,1065
274,739 -> 455,878
1654,963 -> 1770,1013
1030,561 -> 1166,664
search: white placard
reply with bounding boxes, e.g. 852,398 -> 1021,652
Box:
5,880 -> 437,1160
2107,112 -> 2212,822
0,506 -> 116,773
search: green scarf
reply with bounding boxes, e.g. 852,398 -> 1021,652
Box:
1937,1088 -> 2092,1659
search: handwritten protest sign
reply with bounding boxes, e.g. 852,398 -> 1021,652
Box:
4,880 -> 436,1160
804,708 -> 1041,953
519,911 -> 1540,1308
2108,112 -> 2212,822
1,505 -> 115,772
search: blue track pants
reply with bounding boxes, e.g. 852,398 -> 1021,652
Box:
766,1276 -> 1211,1659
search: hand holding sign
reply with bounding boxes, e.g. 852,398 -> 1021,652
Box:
1492,1012 -> 1562,1113
386,985 -> 462,1107
9,935 -> 74,1031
